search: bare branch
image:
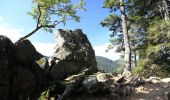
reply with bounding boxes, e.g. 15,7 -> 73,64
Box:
18,26 -> 42,41
53,17 -> 74,26
48,8 -> 65,14
41,24 -> 56,28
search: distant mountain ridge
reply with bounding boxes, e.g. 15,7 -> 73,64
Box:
96,56 -> 120,73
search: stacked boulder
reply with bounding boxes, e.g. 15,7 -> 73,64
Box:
49,29 -> 97,80
0,29 -> 98,100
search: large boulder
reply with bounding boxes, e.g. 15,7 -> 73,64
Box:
0,35 -> 14,100
0,35 -> 50,100
14,40 -> 37,64
49,29 -> 97,80
12,40 -> 50,100
0,28 -> 97,99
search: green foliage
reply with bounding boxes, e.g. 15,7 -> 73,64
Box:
132,19 -> 170,78
38,90 -> 49,100
101,14 -> 122,35
128,0 -> 163,19
101,0 -> 145,53
116,59 -> 124,74
38,81 -> 66,100
125,0 -> 170,77
28,0 -> 85,32
146,20 -> 170,74
101,0 -> 129,53
147,19 -> 170,45
147,43 -> 170,56
132,59 -> 170,78
128,15 -> 142,23
102,0 -> 170,77
132,59 -> 150,77
103,0 -> 120,11
101,14 -> 124,53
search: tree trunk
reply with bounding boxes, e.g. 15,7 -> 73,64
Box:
162,0 -> 170,20
120,0 -> 132,76
134,50 -> 137,67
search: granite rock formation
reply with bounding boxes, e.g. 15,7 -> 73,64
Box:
0,29 -> 97,100
49,29 -> 97,80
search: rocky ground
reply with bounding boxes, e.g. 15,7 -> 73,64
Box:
124,77 -> 170,100
43,72 -> 170,100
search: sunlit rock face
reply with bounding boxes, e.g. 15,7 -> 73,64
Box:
49,29 -> 97,80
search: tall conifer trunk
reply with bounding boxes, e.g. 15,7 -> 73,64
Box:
162,0 -> 170,20
120,0 -> 132,76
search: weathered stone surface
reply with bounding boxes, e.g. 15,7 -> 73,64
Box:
53,72 -> 135,100
14,40 -> 37,64
96,72 -> 112,82
0,35 -> 50,100
0,29 -> 98,100
160,78 -> 170,88
132,77 -> 145,87
50,29 -> 97,80
161,78 -> 170,83
82,76 -> 100,93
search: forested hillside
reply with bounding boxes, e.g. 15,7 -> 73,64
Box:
96,56 -> 122,73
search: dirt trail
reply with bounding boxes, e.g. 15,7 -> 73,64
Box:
122,80 -> 170,100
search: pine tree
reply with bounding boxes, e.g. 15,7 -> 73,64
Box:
129,0 -> 170,77
101,0 -> 132,76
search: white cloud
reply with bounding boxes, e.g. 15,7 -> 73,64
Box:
94,43 -> 120,61
0,23 -> 54,56
33,43 -> 55,56
0,25 -> 23,42
0,16 -> 24,42
0,16 -> 4,22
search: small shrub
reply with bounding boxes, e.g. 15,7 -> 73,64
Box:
133,59 -> 170,78
132,59 -> 150,78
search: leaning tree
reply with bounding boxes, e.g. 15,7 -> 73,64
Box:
19,0 -> 85,41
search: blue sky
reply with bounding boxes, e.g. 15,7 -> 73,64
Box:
0,0 -> 120,60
